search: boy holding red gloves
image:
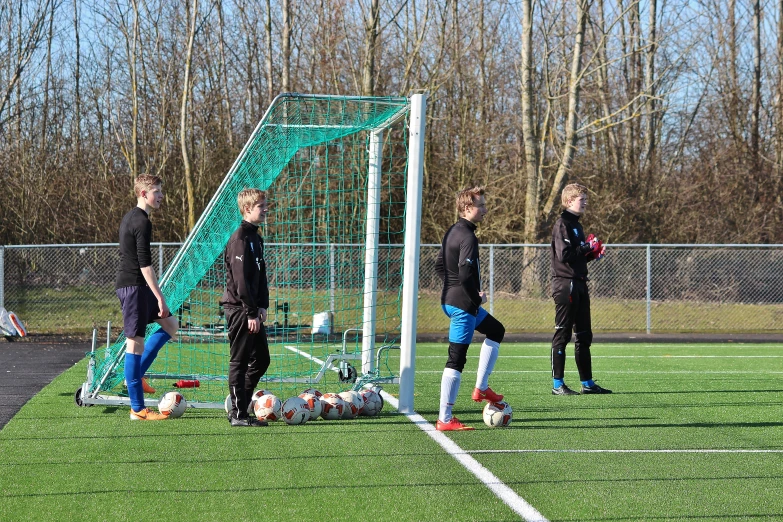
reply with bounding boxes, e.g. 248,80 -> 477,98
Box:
549,183 -> 612,395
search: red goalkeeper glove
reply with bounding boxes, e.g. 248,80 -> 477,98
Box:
585,234 -> 605,261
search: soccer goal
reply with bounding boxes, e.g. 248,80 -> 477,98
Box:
76,94 -> 425,413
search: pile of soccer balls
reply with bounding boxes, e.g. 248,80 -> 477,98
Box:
223,387 -> 384,425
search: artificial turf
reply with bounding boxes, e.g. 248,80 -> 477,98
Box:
1,342 -> 782,521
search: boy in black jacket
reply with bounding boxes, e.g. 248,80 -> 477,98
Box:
550,183 -> 611,395
221,189 -> 272,426
434,186 -> 506,431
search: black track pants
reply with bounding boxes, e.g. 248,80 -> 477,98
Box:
225,307 -> 271,419
551,278 -> 593,382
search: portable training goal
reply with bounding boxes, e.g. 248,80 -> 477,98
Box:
75,94 -> 425,413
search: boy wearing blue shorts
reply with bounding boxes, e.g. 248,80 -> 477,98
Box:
434,186 -> 506,431
115,175 -> 179,421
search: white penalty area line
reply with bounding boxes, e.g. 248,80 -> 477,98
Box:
380,391 -> 548,522
283,345 -> 340,373
416,370 -> 783,374
468,449 -> 783,454
282,344 -> 547,520
415,355 -> 783,358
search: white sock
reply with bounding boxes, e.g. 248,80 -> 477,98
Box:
475,339 -> 500,390
439,368 -> 462,423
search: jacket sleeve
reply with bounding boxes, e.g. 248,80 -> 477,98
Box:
554,221 -> 590,264
435,248 -> 445,282
229,238 -> 258,318
258,239 -> 269,310
458,238 -> 482,306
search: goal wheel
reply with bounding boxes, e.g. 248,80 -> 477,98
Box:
339,364 -> 357,383
74,387 -> 92,407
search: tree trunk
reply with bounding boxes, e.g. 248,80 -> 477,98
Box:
217,0 -> 233,148
266,0 -> 274,105
282,0 -> 292,92
643,0 -> 657,168
362,0 -> 380,96
542,0 -> 589,218
520,0 -> 539,243
73,0 -> 81,160
181,0 -> 199,232
750,0 -> 761,162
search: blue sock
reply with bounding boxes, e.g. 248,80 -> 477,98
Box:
581,379 -> 595,387
140,329 -> 171,376
125,353 -> 144,412
553,378 -> 564,389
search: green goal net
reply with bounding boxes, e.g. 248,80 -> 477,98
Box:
80,94 -> 424,409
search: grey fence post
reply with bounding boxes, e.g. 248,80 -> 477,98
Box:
158,243 -> 164,276
329,243 -> 336,315
488,244 -> 494,315
0,246 -> 4,309
646,244 -> 652,334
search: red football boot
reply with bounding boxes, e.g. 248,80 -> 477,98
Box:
472,386 -> 504,403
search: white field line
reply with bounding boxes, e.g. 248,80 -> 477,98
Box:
283,345 -> 340,373
415,370 -> 783,374
413,355 -> 783,358
468,449 -> 783,454
379,391 -> 548,522
283,344 -> 548,521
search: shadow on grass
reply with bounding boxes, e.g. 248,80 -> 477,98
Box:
556,514 -> 783,521
619,389 -> 783,395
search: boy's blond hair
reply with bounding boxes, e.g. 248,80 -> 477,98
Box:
237,188 -> 267,214
134,175 -> 163,197
561,183 -> 588,207
456,186 -> 485,216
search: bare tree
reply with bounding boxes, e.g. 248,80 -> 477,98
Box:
361,0 -> 380,96
0,0 -> 51,133
282,0 -> 292,92
181,0 -> 199,231
541,0 -> 590,217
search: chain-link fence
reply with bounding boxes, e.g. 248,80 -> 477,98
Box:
2,243 -> 783,335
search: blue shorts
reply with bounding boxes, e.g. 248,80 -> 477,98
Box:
442,305 -> 488,344
117,285 -> 161,338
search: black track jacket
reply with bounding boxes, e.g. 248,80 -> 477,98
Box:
220,221 -> 269,318
435,218 -> 482,315
550,210 -> 594,281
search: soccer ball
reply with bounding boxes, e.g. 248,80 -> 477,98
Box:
359,389 -> 383,416
320,393 -> 345,420
282,396 -> 309,425
299,392 -> 322,421
249,389 -> 273,413
158,391 -> 187,418
301,387 -> 323,399
482,401 -> 512,428
338,390 -> 363,419
253,394 -> 282,421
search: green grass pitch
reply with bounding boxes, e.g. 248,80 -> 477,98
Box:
1,342 -> 782,521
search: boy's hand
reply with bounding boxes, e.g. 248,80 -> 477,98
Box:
585,234 -> 604,259
248,316 -> 261,333
479,291 -> 488,304
259,308 -> 267,322
158,297 -> 171,318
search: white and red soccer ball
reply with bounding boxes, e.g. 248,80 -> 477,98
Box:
338,390 -> 364,419
282,396 -> 309,425
482,401 -> 512,428
320,393 -> 345,420
299,392 -> 322,421
254,394 -> 283,421
359,389 -> 383,416
158,391 -> 187,418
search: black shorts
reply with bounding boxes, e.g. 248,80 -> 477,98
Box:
116,285 -> 161,338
